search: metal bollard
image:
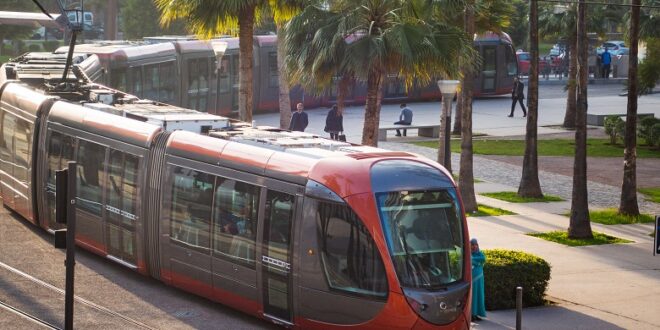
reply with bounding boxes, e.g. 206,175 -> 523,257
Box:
516,286 -> 523,330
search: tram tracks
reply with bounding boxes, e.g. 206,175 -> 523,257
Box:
0,259 -> 157,330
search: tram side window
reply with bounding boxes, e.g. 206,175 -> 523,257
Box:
0,112 -> 16,175
46,131 -> 75,229
170,166 -> 213,250
268,52 -> 278,88
76,140 -> 106,216
505,46 -> 518,76
316,201 -> 388,298
187,58 -> 199,110
106,149 -> 139,226
131,68 -> 143,98
13,118 -> 31,183
159,62 -> 175,104
199,59 -> 209,112
47,132 -> 75,185
213,179 -> 259,267
144,64 -> 159,100
110,69 -> 127,92
218,58 -> 230,93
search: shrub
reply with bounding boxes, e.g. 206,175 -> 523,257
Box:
482,249 -> 551,310
43,41 -> 61,52
28,44 -> 41,52
603,116 -> 625,145
638,116 -> 660,147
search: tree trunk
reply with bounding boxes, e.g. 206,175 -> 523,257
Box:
518,0 -> 543,198
337,74 -> 351,115
452,89 -> 462,134
568,0 -> 593,239
619,0 -> 640,216
104,0 -> 118,40
276,24 -> 292,129
563,36 -> 577,129
362,67 -> 383,146
459,2 -> 477,213
238,5 -> 256,122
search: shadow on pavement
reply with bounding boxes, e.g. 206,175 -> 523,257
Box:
473,305 -> 625,330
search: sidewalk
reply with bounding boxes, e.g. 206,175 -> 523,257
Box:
380,142 -> 660,330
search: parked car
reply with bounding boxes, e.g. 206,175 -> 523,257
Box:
516,51 -> 548,76
597,40 -> 626,55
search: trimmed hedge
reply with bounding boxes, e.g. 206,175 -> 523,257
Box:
482,249 -> 551,310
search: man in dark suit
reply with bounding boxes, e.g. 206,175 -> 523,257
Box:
509,77 -> 527,117
289,103 -> 308,132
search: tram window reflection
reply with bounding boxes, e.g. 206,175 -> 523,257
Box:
316,200 -> 388,298
169,166 -> 213,250
376,190 -> 464,289
76,140 -> 105,216
213,178 -> 259,267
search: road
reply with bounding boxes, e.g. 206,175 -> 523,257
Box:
0,209 -> 276,330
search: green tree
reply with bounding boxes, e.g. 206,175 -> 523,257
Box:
518,0 -> 543,199
0,0 -> 38,57
508,0 -> 528,49
618,0 -> 642,216
122,0 -> 187,40
568,0 -> 592,239
157,0 -> 302,123
285,0 -> 475,146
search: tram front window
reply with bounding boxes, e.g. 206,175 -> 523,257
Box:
376,189 -> 463,289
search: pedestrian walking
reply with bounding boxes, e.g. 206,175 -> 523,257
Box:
324,104 -> 344,140
471,238 -> 487,322
289,102 -> 308,132
509,77 -> 527,117
394,103 -> 413,136
601,47 -> 611,79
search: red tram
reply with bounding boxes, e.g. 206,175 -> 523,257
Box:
55,33 -> 517,117
0,53 -> 471,328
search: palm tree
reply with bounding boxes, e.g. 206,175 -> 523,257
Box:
568,0 -> 592,239
518,0 -> 543,198
446,0 -> 513,212
458,0 -> 479,213
156,0 -> 303,123
285,0 -> 475,147
619,0 -> 641,216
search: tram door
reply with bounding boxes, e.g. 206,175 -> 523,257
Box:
481,45 -> 498,93
261,189 -> 295,324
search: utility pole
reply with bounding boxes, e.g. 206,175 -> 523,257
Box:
53,162 -> 78,330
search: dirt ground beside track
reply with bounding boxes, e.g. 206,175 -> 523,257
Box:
476,128 -> 660,189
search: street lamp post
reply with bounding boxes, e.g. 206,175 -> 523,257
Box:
437,80 -> 460,172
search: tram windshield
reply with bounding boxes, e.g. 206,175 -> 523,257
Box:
376,189 -> 463,289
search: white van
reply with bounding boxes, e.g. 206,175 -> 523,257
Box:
67,11 -> 93,25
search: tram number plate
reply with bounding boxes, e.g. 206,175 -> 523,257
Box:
262,256 -> 290,271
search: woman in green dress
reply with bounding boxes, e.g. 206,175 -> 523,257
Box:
471,238 -> 486,321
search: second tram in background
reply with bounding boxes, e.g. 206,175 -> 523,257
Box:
1,52 -> 472,328
56,32 -> 518,117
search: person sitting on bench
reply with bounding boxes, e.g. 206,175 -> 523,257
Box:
394,103 -> 413,136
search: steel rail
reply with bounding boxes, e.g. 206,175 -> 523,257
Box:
0,259 -> 157,330
0,299 -> 60,329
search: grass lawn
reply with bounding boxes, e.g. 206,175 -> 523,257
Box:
528,231 -> 631,246
451,173 -> 483,183
481,191 -> 564,203
467,204 -> 516,217
0,55 -> 10,65
587,208 -> 655,225
411,139 -> 660,158
639,187 -> 660,203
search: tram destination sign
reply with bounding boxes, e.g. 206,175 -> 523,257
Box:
655,216 -> 659,256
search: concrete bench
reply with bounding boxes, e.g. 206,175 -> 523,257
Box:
587,113 -> 655,126
378,124 -> 440,141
